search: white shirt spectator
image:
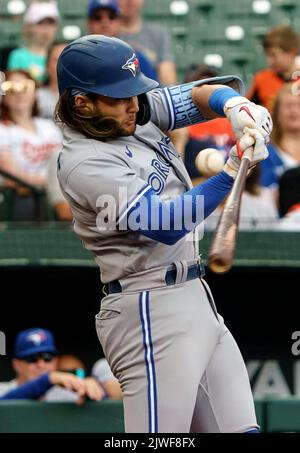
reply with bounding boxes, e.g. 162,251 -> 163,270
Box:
0,118 -> 62,182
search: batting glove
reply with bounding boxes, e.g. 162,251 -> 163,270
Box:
224,96 -> 273,143
223,127 -> 269,179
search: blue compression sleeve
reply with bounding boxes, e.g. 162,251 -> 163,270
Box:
209,87 -> 241,116
124,171 -> 233,245
0,373 -> 52,400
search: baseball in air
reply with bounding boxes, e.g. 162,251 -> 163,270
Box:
195,148 -> 225,176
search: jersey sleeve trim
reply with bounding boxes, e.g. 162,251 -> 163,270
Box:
162,87 -> 175,131
116,183 -> 153,227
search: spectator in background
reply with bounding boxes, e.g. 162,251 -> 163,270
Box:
92,358 -> 123,400
0,328 -> 103,402
56,354 -> 86,376
117,0 -> 187,154
0,327 -> 58,397
45,354 -> 105,402
0,70 -> 62,220
7,1 -> 60,84
86,0 -> 159,82
37,42 -> 67,119
247,26 -> 300,112
275,167 -> 300,230
118,0 -> 177,86
261,83 -> 300,191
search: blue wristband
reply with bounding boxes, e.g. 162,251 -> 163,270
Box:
209,87 -> 241,116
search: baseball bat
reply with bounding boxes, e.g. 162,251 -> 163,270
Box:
207,137 -> 254,274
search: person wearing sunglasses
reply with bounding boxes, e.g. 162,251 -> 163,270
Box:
0,69 -> 63,220
0,328 -> 103,402
86,0 -> 159,83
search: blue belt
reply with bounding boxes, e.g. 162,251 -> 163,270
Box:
106,262 -> 205,294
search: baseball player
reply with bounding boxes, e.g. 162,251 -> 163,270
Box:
55,35 -> 272,433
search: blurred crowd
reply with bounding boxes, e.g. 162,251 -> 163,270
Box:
0,0 -> 299,230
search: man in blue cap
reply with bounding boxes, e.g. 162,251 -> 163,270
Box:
0,328 -> 58,395
87,0 -> 121,37
0,328 -> 103,401
86,0 -> 159,82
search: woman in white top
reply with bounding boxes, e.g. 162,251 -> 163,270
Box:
0,69 -> 62,220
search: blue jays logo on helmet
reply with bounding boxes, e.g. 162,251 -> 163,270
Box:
122,53 -> 140,78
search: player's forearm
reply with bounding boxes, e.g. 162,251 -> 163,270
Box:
126,171 -> 233,245
191,84 -> 241,119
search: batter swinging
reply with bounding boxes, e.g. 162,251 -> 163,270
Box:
55,35 -> 272,433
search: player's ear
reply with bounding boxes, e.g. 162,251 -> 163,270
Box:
74,95 -> 94,113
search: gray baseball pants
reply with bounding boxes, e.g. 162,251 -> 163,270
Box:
96,260 -> 258,433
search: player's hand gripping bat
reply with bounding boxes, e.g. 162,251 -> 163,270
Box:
207,134 -> 256,274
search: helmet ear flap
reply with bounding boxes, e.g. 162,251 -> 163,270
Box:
136,93 -> 151,126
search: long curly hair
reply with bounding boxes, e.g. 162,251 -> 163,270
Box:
54,90 -> 128,140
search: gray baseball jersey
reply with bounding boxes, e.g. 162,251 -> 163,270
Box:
57,77 -> 258,432
58,77 -> 242,283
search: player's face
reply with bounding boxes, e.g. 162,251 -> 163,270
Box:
266,47 -> 297,74
87,8 -> 121,37
277,91 -> 300,132
95,95 -> 140,135
13,355 -> 57,383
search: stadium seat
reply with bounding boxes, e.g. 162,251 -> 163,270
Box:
142,0 -> 172,18
59,0 -> 89,18
0,18 -> 22,46
58,19 -> 86,42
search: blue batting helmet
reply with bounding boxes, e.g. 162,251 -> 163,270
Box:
57,35 -> 159,98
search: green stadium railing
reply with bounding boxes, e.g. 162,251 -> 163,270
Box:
0,223 -> 299,268
0,398 -> 299,432
265,398 -> 300,433
0,400 -> 124,433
